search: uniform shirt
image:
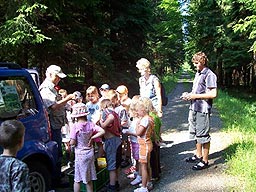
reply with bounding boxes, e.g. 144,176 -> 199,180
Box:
190,67 -> 217,114
39,79 -> 66,129
0,156 -> 30,192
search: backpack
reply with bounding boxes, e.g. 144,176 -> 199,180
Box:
160,82 -> 168,106
152,75 -> 168,106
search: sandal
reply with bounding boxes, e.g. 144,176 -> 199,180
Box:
124,165 -> 136,175
185,155 -> 202,163
192,161 -> 209,170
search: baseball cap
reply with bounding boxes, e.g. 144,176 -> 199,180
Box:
116,85 -> 128,94
71,103 -> 89,118
100,84 -> 110,91
46,65 -> 67,78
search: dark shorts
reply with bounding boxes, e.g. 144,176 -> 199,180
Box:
104,136 -> 122,171
188,110 -> 211,144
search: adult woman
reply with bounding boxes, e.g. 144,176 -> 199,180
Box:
136,58 -> 163,117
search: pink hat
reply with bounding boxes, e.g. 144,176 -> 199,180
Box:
71,103 -> 89,118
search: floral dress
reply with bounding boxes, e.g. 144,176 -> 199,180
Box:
70,121 -> 101,184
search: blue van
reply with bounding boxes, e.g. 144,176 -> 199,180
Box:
0,63 -> 59,191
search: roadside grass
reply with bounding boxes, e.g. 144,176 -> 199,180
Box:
215,90 -> 256,191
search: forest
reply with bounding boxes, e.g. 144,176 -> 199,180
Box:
0,0 -> 255,94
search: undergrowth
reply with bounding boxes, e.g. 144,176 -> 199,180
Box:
215,90 -> 256,191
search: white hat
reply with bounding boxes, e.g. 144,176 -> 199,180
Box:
73,91 -> 83,101
71,103 -> 89,118
100,84 -> 110,91
46,65 -> 67,78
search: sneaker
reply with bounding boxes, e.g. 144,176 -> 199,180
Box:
185,155 -> 202,163
115,181 -> 120,191
192,160 -> 209,170
127,171 -> 138,179
134,187 -> 148,192
139,182 -> 154,191
130,175 -> 142,185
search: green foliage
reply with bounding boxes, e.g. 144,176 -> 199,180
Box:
162,71 -> 179,93
148,0 -> 184,75
0,3 -> 50,46
215,89 -> 256,191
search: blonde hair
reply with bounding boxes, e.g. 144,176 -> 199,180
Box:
106,89 -> 119,102
192,51 -> 208,66
136,97 -> 154,114
86,86 -> 99,100
136,58 -> 151,70
129,95 -> 140,117
100,99 -> 113,110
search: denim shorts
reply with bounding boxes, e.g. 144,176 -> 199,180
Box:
104,136 -> 122,171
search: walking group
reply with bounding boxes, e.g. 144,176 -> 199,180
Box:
0,51 -> 217,192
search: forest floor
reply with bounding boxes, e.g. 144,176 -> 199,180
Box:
56,72 -> 244,192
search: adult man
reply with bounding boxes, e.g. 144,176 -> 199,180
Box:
181,51 -> 217,170
39,65 -> 75,186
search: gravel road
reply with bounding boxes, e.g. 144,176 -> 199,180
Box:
56,72 -> 241,192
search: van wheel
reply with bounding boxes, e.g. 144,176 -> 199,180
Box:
28,162 -> 51,192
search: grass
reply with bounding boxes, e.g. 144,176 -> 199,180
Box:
215,90 -> 256,191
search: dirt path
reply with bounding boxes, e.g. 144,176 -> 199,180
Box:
113,72 -> 240,192
58,73 -> 241,192
150,72 -> 240,192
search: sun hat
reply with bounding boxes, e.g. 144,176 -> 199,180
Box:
116,85 -> 128,94
73,91 -> 83,100
100,84 -> 110,91
70,103 -> 89,118
46,65 -> 67,78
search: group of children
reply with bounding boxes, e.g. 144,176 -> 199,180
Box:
58,83 -> 163,192
0,83 -> 162,192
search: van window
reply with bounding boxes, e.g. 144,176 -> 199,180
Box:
0,77 -> 38,119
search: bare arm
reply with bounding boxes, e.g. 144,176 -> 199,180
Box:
153,78 -> 163,117
51,94 -> 75,110
99,113 -> 114,129
182,88 -> 217,101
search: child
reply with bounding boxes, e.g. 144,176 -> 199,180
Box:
126,95 -> 142,185
85,86 -> 101,124
85,86 -> 104,157
58,88 -> 73,166
99,83 -> 110,102
99,99 -> 122,192
134,97 -> 154,192
107,89 -> 130,168
69,103 -> 105,192
0,120 -> 30,191
149,104 -> 162,182
116,85 -> 132,112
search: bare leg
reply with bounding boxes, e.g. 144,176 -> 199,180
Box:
73,182 -> 81,192
140,163 -> 149,188
86,181 -> 93,192
202,142 -> 210,162
109,169 -> 117,186
196,142 -> 203,158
